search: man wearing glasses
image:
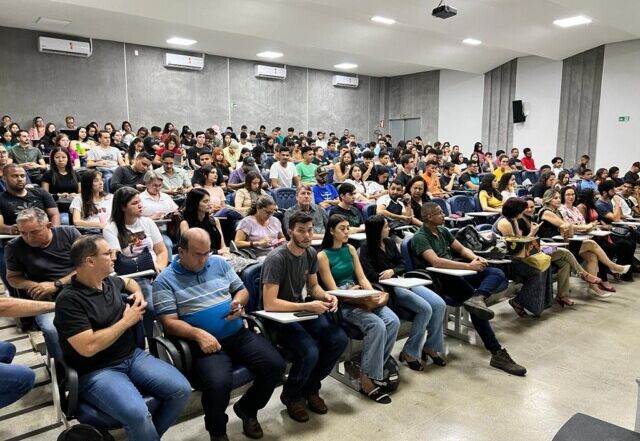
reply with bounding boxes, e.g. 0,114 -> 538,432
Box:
154,228 -> 285,441
156,151 -> 192,196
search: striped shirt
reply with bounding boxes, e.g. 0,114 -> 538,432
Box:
153,255 -> 245,339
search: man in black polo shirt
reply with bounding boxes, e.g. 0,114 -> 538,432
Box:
261,212 -> 346,422
54,235 -> 190,441
5,208 -> 80,359
0,163 -> 60,294
109,152 -> 153,192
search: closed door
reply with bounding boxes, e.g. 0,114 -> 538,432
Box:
389,118 -> 421,142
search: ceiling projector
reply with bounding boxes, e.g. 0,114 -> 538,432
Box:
432,3 -> 457,19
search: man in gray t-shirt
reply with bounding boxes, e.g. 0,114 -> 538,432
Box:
260,211 -> 347,423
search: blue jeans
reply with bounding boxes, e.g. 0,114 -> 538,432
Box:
0,340 -> 36,409
79,348 -> 191,440
35,312 -> 62,360
463,267 -> 508,297
273,314 -> 348,401
341,305 -> 400,380
393,286 -> 446,357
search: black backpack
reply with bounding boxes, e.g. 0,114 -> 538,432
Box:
455,225 -> 507,259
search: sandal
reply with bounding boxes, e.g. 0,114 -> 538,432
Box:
598,280 -> 616,292
508,298 -> 528,317
359,387 -> 391,404
422,350 -> 447,367
580,272 -> 601,285
555,295 -> 575,308
399,352 -> 424,371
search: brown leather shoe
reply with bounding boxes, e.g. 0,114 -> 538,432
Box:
305,393 -> 328,414
280,394 -> 309,422
233,401 -> 263,439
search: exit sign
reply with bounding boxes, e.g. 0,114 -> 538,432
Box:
619,116 -> 630,122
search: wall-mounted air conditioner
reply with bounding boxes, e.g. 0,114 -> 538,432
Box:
38,36 -> 92,57
254,64 -> 287,80
164,53 -> 205,70
332,75 -> 359,88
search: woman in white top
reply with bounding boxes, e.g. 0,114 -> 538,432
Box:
70,169 -> 113,228
139,171 -> 178,219
344,164 -> 370,203
497,172 -> 517,201
193,164 -> 226,215
365,168 -> 389,200
103,187 -> 168,337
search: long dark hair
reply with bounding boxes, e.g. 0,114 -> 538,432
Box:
364,215 -> 387,269
338,150 -> 354,174
537,170 -> 556,188
127,137 -> 144,163
559,185 -> 576,205
111,187 -> 139,249
80,169 -> 104,218
244,171 -> 263,194
478,173 -> 502,200
577,188 -> 597,222
497,172 -> 514,193
193,165 -> 217,187
49,147 -> 77,188
183,188 -> 213,231
320,214 -> 349,250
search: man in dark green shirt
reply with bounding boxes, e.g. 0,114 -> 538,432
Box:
411,202 -> 526,376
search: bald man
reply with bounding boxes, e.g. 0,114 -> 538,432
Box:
153,228 -> 285,441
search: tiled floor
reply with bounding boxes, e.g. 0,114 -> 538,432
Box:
3,275 -> 640,440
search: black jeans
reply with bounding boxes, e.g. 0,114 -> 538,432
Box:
192,328 -> 286,436
435,268 -> 507,353
272,314 -> 348,401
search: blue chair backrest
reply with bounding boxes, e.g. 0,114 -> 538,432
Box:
326,169 -> 334,184
225,191 -> 236,206
103,176 -> 111,194
272,187 -> 297,210
240,263 -> 263,313
363,203 -> 377,221
476,224 -> 493,231
473,196 -> 482,211
400,236 -> 415,272
449,195 -> 475,214
517,187 -> 529,197
431,198 -> 450,216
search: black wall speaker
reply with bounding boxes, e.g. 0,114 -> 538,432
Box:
513,100 -> 526,123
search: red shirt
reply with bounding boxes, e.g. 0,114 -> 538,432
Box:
156,147 -> 182,157
521,156 -> 536,170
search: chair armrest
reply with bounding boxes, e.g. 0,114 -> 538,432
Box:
151,336 -> 183,373
167,336 -> 193,377
404,270 -> 434,281
243,313 -> 268,336
55,358 -> 79,419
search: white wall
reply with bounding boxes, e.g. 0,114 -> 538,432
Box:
596,40 -> 640,169
513,56 -> 562,166
438,69 -> 484,152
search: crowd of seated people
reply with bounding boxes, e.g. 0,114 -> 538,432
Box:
1,113 -> 639,440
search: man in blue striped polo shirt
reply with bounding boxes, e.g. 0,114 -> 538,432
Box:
153,228 -> 285,441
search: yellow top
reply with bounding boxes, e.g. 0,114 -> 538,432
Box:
479,190 -> 504,210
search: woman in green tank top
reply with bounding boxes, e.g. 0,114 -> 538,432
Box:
317,215 -> 400,405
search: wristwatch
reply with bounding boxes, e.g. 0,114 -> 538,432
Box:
54,279 -> 63,290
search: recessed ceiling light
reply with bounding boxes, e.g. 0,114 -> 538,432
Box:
166,37 -> 197,46
463,38 -> 482,46
371,16 -> 396,25
334,63 -> 358,69
553,15 -> 592,28
36,17 -> 71,27
256,51 -> 284,59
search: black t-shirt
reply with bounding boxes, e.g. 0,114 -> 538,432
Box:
395,171 -> 412,188
332,205 -> 363,227
0,188 -> 57,225
187,145 -> 206,165
624,171 -> 639,182
5,226 -> 81,284
530,183 -> 547,199
143,137 -> 160,155
41,169 -> 80,194
54,276 -> 136,376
